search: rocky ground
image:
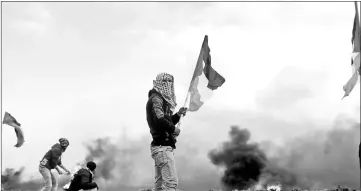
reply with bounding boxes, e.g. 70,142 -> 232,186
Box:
136,185 -> 360,191
1,186 -> 360,191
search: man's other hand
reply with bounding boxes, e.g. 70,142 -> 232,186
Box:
174,127 -> 181,136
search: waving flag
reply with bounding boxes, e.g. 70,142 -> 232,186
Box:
184,35 -> 226,112
3,112 -> 25,147
343,2 -> 360,98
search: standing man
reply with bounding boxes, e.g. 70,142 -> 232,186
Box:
39,138 -> 71,191
146,72 -> 187,191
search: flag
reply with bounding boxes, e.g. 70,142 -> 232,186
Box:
3,112 -> 25,147
186,35 -> 226,111
343,2 -> 361,98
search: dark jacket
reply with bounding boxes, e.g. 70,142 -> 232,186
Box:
39,143 -> 63,170
146,89 -> 181,149
66,168 -> 97,191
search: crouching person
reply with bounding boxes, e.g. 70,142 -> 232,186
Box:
64,161 -> 99,191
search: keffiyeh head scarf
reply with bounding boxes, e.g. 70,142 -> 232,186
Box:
153,72 -> 177,109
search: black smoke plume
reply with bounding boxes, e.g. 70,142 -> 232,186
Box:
208,126 -> 268,190
208,116 -> 360,191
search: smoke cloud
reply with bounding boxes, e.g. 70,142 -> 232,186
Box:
1,167 -> 71,191
208,126 -> 268,190
2,114 -> 359,191
208,116 -> 360,190
1,167 -> 40,190
263,119 -> 360,190
80,134 -> 221,191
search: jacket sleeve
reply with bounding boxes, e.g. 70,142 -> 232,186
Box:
58,156 -> 62,166
171,113 -> 181,125
78,171 -> 97,189
50,148 -> 62,168
151,96 -> 176,133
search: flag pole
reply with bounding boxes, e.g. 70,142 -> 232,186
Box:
176,92 -> 191,128
176,35 -> 208,128
356,2 -> 360,23
357,2 -> 361,58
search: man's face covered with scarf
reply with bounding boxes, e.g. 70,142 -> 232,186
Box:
153,73 -> 177,111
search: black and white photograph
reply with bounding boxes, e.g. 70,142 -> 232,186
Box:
1,1 -> 360,191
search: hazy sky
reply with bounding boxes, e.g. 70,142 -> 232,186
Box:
1,1 -> 360,182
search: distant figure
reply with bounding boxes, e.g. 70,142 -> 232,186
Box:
64,161 -> 99,191
146,72 -> 187,191
39,138 -> 71,191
